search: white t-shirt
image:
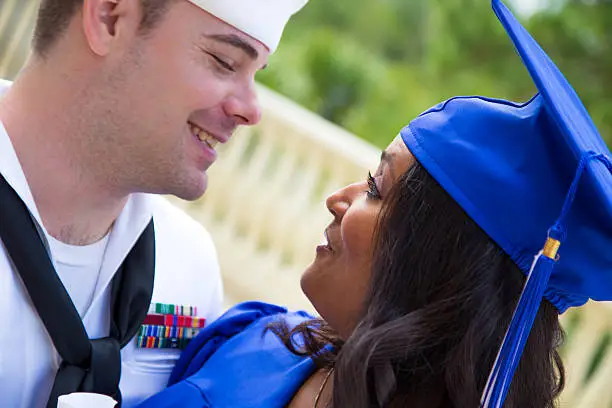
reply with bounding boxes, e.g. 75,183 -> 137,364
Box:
0,79 -> 224,408
48,234 -> 110,317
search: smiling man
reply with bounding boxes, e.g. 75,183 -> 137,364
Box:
0,0 -> 307,407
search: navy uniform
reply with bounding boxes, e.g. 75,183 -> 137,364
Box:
0,104 -> 223,407
0,0 -> 307,406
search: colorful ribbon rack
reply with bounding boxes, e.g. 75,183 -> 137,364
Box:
137,302 -> 206,350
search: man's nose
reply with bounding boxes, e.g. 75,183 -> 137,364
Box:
223,83 -> 262,126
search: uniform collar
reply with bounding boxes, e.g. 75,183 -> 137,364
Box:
0,80 -> 44,228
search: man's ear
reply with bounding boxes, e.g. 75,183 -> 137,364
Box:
82,0 -> 141,56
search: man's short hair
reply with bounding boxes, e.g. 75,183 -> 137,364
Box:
33,0 -> 175,56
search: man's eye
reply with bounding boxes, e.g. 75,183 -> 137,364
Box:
210,53 -> 235,72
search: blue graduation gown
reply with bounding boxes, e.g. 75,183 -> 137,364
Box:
137,302 -> 317,407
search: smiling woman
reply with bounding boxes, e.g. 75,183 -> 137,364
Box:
276,140 -> 563,408
300,138 -> 415,340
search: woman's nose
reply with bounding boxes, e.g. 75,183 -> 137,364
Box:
325,182 -> 362,220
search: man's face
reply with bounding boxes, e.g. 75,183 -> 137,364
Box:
86,0 -> 269,200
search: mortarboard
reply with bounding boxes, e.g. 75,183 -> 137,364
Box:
400,0 -> 612,406
186,0 -> 308,53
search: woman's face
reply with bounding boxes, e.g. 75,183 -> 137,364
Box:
301,136 -> 415,338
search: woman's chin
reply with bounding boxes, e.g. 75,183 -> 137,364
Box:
299,266 -> 315,302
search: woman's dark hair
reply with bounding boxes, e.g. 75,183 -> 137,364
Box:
269,162 -> 565,407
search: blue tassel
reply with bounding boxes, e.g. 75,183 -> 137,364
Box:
480,151 -> 612,408
480,251 -> 556,408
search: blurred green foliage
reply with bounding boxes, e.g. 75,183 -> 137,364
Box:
257,0 -> 611,148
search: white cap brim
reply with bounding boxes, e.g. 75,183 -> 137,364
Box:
186,0 -> 308,53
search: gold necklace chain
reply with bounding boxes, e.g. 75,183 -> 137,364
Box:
313,368 -> 334,408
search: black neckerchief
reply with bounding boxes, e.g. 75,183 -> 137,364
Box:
0,174 -> 155,408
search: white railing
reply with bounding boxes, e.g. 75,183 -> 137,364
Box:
559,302 -> 612,408
2,3 -> 611,407
0,0 -> 38,80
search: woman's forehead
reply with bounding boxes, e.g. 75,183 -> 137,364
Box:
382,136 -> 414,179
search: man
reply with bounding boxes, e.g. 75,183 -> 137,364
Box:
0,0 -> 307,407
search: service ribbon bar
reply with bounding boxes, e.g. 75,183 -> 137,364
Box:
148,302 -> 198,317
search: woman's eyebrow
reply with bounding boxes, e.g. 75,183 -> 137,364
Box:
380,150 -> 397,179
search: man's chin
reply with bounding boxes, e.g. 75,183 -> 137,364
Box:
170,173 -> 208,201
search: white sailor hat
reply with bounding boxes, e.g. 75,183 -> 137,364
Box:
186,0 -> 308,53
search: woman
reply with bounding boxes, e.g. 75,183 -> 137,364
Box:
138,1 -> 612,407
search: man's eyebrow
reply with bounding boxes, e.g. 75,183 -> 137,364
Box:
204,34 -> 259,60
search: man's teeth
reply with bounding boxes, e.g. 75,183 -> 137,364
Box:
190,124 -> 219,149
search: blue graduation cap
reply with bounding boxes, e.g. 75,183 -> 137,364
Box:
400,0 -> 612,406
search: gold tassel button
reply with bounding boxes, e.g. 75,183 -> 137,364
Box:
542,237 -> 561,260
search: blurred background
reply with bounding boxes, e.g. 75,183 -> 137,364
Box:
257,0 -> 612,149
1,0 -> 611,406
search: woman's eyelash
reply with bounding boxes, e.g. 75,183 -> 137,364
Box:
367,172 -> 382,199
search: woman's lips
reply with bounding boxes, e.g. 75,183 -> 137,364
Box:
316,228 -> 337,254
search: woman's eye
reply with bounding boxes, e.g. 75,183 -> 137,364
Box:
366,171 -> 382,200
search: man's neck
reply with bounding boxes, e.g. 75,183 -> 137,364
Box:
0,64 -> 128,246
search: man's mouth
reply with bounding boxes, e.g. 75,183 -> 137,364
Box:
189,122 -> 220,150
